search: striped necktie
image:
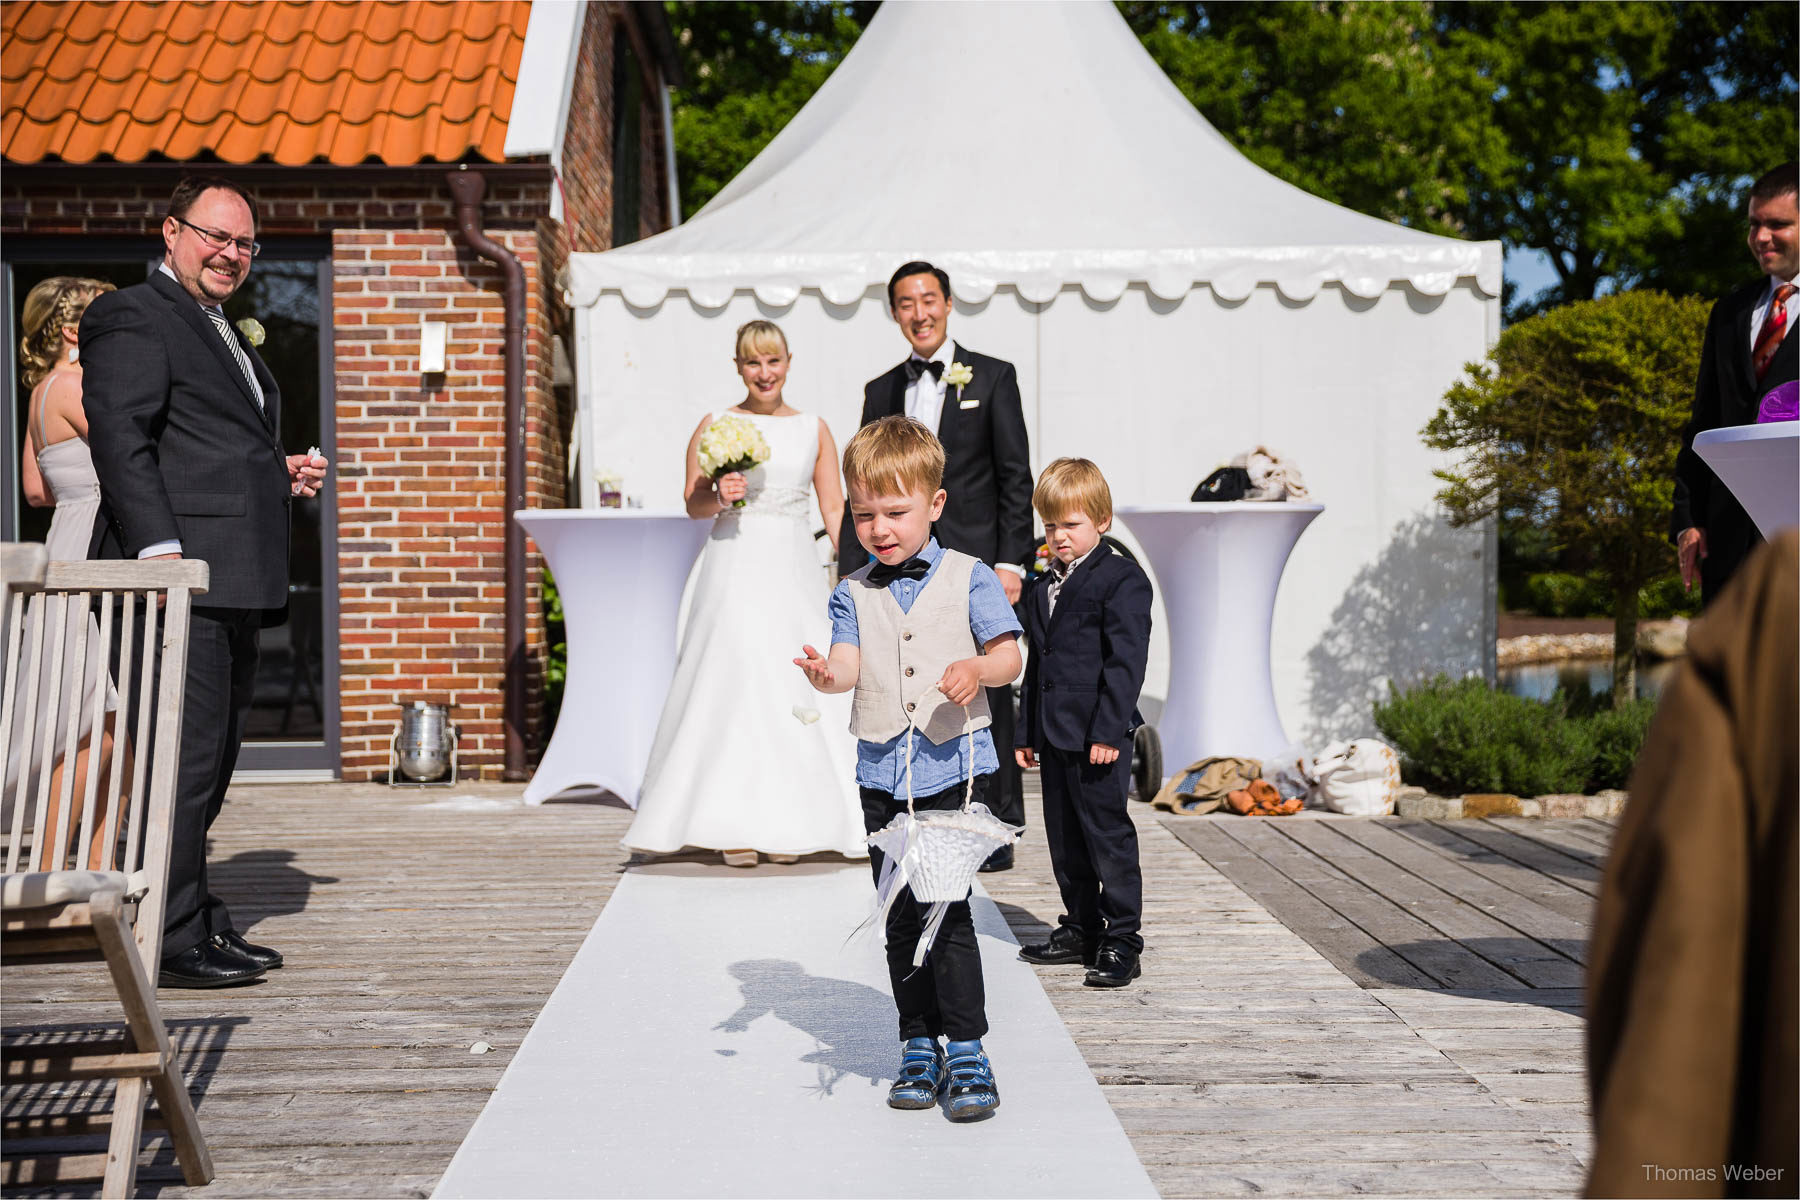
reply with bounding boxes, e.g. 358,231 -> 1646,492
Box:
205,308 -> 262,408
1752,283 -> 1796,384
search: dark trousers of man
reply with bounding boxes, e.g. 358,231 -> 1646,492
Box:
1039,743 -> 1143,954
986,685 -> 1023,827
861,776 -> 991,1042
118,605 -> 260,957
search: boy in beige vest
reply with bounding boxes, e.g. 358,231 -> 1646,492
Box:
796,415 -> 1022,1122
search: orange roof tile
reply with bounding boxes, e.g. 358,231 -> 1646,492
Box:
2,1 -> 531,166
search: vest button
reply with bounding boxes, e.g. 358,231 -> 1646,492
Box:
902,631 -> 912,641
904,667 -> 914,677
906,701 -> 916,712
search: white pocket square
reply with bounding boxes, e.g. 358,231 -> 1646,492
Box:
958,398 -> 980,409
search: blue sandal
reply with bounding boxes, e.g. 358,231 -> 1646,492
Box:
887,1037 -> 945,1110
943,1043 -> 1000,1121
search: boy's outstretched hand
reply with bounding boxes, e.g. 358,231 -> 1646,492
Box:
937,658 -> 984,707
1089,742 -> 1119,765
794,644 -> 835,690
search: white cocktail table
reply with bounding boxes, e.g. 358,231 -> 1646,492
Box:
1692,422 -> 1799,538
1116,503 -> 1324,780
515,510 -> 709,806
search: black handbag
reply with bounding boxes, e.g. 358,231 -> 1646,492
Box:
1191,466 -> 1251,501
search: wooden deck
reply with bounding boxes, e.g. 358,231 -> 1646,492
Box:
3,781 -> 1603,1198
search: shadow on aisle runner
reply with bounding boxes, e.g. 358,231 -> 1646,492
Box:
433,864 -> 1158,1199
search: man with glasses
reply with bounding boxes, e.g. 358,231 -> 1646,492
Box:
83,175 -> 329,987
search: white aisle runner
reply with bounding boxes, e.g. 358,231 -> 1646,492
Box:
434,864 -> 1158,1199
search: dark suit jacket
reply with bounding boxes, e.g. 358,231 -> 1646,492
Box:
1015,542 -> 1152,755
1671,277 -> 1798,599
837,343 -> 1034,575
82,270 -> 293,610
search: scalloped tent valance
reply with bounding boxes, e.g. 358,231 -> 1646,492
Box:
565,0 -> 1501,311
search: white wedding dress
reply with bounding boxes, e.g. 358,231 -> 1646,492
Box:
622,410 -> 866,858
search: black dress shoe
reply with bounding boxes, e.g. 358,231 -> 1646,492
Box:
213,929 -> 283,970
1084,945 -> 1142,988
1018,925 -> 1097,966
977,846 -> 1014,873
159,942 -> 267,989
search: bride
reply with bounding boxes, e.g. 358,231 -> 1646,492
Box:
623,320 -> 866,866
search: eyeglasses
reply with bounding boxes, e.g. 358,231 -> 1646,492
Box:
173,216 -> 260,258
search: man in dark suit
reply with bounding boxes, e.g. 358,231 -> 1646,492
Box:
1672,161 -> 1797,604
83,176 -> 328,988
838,261 -> 1035,867
1013,458 -> 1153,987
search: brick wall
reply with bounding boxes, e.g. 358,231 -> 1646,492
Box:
560,1 -> 674,252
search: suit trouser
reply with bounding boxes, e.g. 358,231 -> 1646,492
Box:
1039,743 -> 1143,953
985,685 -> 1023,827
861,777 -> 991,1042
118,604 -> 260,957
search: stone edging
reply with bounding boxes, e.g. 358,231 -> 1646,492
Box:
1395,788 -> 1627,820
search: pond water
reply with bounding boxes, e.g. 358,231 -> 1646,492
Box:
1496,657 -> 1677,703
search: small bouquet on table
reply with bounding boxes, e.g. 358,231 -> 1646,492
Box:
697,414 -> 772,509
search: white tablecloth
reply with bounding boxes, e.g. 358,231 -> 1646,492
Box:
516,510 -> 709,806
1116,503 -> 1324,778
1693,422 -> 1799,538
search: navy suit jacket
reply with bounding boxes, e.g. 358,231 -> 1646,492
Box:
1015,542 -> 1153,754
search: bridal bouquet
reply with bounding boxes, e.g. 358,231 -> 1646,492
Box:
697,414 -> 771,508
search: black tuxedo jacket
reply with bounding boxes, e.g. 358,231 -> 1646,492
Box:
82,271 -> 293,610
837,343 -> 1034,576
1015,542 -> 1153,755
1672,277 -> 1798,599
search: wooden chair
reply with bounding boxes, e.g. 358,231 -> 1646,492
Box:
1,548 -> 214,1196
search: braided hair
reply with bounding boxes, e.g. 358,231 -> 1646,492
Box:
18,276 -> 114,393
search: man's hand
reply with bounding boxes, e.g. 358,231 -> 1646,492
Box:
937,658 -> 984,706
1089,742 -> 1119,765
794,644 -> 836,691
287,451 -> 329,498
1677,526 -> 1708,591
1015,747 -> 1037,769
999,570 -> 1022,605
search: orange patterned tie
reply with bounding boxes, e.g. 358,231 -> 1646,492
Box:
1752,283 -> 1796,383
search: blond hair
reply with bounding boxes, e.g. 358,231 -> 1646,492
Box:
843,415 -> 945,498
734,319 -> 789,361
19,276 -> 113,392
1033,457 -> 1113,526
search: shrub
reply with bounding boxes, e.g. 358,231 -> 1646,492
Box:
1522,571 -> 1609,618
1586,698 -> 1658,790
1637,572 -> 1701,620
1374,676 -> 1594,796
542,568 -> 567,731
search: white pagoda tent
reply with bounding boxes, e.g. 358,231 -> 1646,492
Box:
562,0 -> 1501,745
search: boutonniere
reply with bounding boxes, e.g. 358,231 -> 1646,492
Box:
235,317 -> 266,348
944,360 -> 976,407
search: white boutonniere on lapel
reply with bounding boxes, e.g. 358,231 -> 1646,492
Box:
945,360 -> 976,408
235,317 -> 266,348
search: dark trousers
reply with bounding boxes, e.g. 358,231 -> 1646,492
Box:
118,605 -> 260,957
1039,743 -> 1143,953
861,777 -> 991,1042
986,684 -> 1023,827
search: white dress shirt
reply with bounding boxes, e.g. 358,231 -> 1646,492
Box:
1046,545 -> 1099,617
1749,272 -> 1799,357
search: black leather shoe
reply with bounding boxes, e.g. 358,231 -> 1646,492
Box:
1018,926 -> 1097,966
1084,945 -> 1142,988
977,846 -> 1014,873
159,942 -> 267,989
213,929 -> 283,970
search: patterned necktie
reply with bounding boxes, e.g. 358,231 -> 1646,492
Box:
1047,558 -> 1074,616
205,308 -> 262,408
1752,283 -> 1796,383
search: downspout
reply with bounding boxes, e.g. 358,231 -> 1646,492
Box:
447,165 -> 529,781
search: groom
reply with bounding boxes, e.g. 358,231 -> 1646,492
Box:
838,261 -> 1035,867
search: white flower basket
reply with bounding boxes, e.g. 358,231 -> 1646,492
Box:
869,803 -> 1016,903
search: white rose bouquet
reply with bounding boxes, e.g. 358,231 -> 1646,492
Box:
696,414 -> 772,509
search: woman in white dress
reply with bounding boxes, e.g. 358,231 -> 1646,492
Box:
9,276 -> 125,869
623,321 -> 866,866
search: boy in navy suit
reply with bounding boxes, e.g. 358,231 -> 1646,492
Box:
1014,459 -> 1152,987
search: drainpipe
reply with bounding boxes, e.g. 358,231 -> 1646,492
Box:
447,166 -> 529,781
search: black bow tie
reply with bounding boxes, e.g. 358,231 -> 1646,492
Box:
905,358 -> 945,384
868,556 -> 931,586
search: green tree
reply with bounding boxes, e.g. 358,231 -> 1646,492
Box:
1117,1 -> 1797,317
1423,291 -> 1709,703
666,2 -> 874,219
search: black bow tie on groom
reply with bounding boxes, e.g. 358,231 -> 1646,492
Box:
905,357 -> 945,384
867,556 -> 932,586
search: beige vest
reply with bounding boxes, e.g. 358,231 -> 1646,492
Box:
848,549 -> 993,745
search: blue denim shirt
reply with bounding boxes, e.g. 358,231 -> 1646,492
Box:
828,539 -> 1022,797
